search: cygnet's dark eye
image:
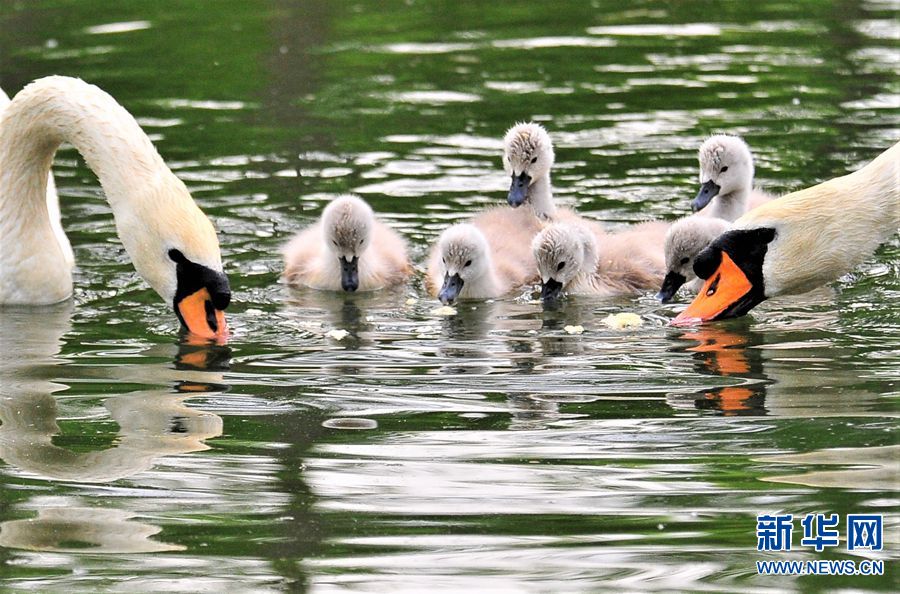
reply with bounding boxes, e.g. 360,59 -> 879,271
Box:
720,166 -> 729,173
556,261 -> 566,271
464,260 -> 472,267
680,257 -> 690,265
531,156 -> 538,164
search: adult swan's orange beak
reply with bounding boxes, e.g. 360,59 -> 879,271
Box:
170,249 -> 231,341
176,286 -> 229,340
670,228 -> 775,326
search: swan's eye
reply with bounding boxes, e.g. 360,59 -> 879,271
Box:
720,166 -> 729,173
464,260 -> 472,267
556,261 -> 565,272
680,257 -> 690,265
531,156 -> 538,164
706,274 -> 721,297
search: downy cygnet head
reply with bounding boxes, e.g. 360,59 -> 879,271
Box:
503,122 -> 555,208
657,216 -> 731,303
435,224 -> 492,304
531,223 -> 596,302
694,134 -> 755,212
322,195 -> 375,292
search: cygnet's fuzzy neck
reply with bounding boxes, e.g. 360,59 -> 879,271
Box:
528,174 -> 556,220
707,186 -> 750,222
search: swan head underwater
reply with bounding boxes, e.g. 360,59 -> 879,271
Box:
657,216 -> 731,303
102,177 -> 231,341
531,223 -> 596,302
694,134 -> 755,212
320,195 -> 376,292
503,122 -> 555,209
434,224 -> 495,305
165,247 -> 230,342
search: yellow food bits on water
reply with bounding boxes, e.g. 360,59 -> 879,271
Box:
563,325 -> 585,334
431,305 -> 458,316
602,313 -> 643,330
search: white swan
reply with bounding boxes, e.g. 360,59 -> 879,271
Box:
694,134 -> 773,221
657,216 -> 731,302
673,140 -> 900,325
427,207 -> 541,304
283,194 -> 411,292
533,221 -> 667,301
0,76 -> 229,339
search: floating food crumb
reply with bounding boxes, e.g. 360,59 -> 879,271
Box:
325,329 -> 350,340
431,305 -> 458,316
405,297 -> 417,305
564,325 -> 585,334
602,313 -> 643,330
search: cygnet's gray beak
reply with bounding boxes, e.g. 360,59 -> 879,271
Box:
439,272 -> 464,304
540,278 -> 563,302
692,180 -> 720,212
340,256 -> 359,292
508,172 -> 531,207
656,270 -> 687,303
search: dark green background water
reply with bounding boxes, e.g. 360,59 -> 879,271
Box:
0,0 -> 897,591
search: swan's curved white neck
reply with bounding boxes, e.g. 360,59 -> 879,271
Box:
742,141 -> 900,297
0,76 -> 215,305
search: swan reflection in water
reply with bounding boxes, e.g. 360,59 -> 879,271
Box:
0,303 -> 227,553
670,324 -> 767,416
667,291 -> 890,417
756,445 -> 900,491
0,387 -> 222,483
0,507 -> 184,554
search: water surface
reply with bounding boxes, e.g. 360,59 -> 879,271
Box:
0,0 -> 897,591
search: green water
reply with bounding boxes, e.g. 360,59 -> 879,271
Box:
1,0 -> 898,591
